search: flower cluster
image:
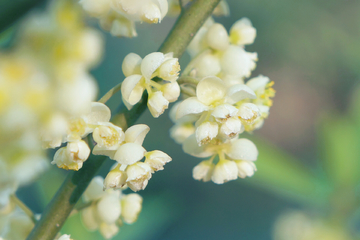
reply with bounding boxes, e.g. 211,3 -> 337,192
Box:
80,176 -> 143,239
121,52 -> 181,118
170,18 -> 275,184
0,0 -> 103,209
79,0 -> 169,37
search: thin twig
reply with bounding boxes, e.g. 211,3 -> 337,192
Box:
98,82 -> 122,104
11,195 -> 37,224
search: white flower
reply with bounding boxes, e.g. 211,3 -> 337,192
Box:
229,18 -> 257,46
211,159 -> 238,184
195,121 -> 218,145
92,122 -> 125,158
220,45 -> 257,78
99,222 -> 119,239
169,123 -> 195,144
219,117 -> 244,138
51,140 -> 91,171
126,162 -> 152,192
121,193 -> 142,224
147,91 -> 169,118
237,103 -> 261,124
235,160 -> 257,178
80,0 -> 111,16
144,150 -> 171,172
83,176 -> 106,202
111,0 -> 168,23
121,52 -> 180,117
206,23 -> 229,51
104,168 -> 127,189
96,191 -> 122,224
190,51 -> 221,78
225,138 -> 258,161
192,160 -> 215,182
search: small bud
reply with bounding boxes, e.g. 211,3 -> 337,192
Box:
126,162 -> 152,192
96,192 -> 122,224
122,53 -> 142,77
147,91 -> 169,118
229,18 -> 257,46
99,222 -> 119,239
121,193 -> 143,224
206,23 -> 229,51
192,160 -> 215,182
104,168 -> 127,189
235,160 -> 257,178
162,82 -> 180,102
158,58 -> 180,81
195,121 -> 218,146
144,150 -> 172,172
211,159 -> 238,184
237,103 -> 260,124
79,0 -> 111,16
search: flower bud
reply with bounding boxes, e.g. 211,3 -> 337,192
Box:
159,58 -> 180,81
195,121 -> 218,146
121,193 -> 143,224
122,53 -> 142,77
206,23 -> 229,51
192,52 -> 221,78
162,82 -> 180,102
126,162 -> 152,192
192,160 -> 215,182
144,150 -> 172,172
79,0 -> 111,16
220,117 -> 243,138
104,168 -> 127,189
99,222 -> 119,239
237,103 -> 260,124
81,205 -> 99,231
235,160 -> 257,178
93,123 -> 125,150
230,18 -> 256,46
147,91 -> 169,118
211,159 -> 238,184
57,234 -> 73,240
170,123 -> 195,144
114,142 -> 146,165
96,191 -> 122,224
83,176 -> 106,202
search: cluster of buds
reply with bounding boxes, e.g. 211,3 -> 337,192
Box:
0,0 -> 103,209
121,52 -> 181,118
80,176 -> 143,239
79,0 -> 169,37
170,18 -> 275,184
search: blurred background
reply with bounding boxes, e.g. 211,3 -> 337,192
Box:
6,0 -> 360,239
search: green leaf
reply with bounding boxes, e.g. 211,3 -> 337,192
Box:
243,136 -> 331,207
318,114 -> 360,189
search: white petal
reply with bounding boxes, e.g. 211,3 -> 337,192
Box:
192,52 -> 221,78
226,138 -> 258,161
237,103 -> 260,122
159,58 -> 180,81
195,121 -> 218,146
140,2 -> 162,23
229,17 -> 257,46
121,74 -> 144,106
141,52 -> 165,79
162,82 -> 180,102
192,160 -> 215,182
80,0 -> 111,16
97,192 -> 122,224
220,117 -> 243,138
144,150 -> 172,172
125,124 -> 150,145
157,0 -> 169,18
86,102 -> 112,124
211,103 -> 238,120
99,223 -> 119,239
126,162 -> 152,191
246,75 -> 270,91
81,205 -> 99,231
220,45 -> 257,78
206,23 -> 229,51
83,176 -> 105,202
176,97 -> 209,120
211,159 -> 238,184
147,91 -> 169,118
114,143 -> 146,165
226,84 -> 256,103
182,134 -> 215,158
170,123 -> 195,144
121,193 -> 143,224
109,17 -> 137,38
104,169 -> 127,189
122,53 -> 142,77
196,76 -> 226,105
235,160 -> 257,178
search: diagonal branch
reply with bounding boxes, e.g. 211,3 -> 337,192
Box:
26,1 -> 221,239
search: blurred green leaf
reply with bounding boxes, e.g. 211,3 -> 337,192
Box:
318,114 -> 360,189
244,137 -> 331,207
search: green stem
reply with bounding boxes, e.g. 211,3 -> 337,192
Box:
26,1 -> 221,239
98,82 -> 122,104
10,195 -> 37,224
